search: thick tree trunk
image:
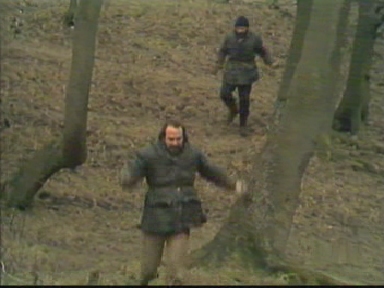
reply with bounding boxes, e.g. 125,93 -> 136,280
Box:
333,0 -> 378,135
4,0 -> 103,209
330,0 -> 353,73
275,0 -> 313,104
190,0 -> 350,284
276,0 -> 351,109
3,142 -> 64,209
62,0 -> 102,166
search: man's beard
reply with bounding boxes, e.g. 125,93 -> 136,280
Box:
236,31 -> 248,39
167,145 -> 183,155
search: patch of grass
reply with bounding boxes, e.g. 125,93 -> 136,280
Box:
1,0 -> 384,285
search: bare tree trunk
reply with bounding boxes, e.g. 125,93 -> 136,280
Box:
190,0 -> 351,284
330,0 -> 353,73
4,0 -> 103,209
333,0 -> 379,135
275,0 -> 313,104
275,0 -> 351,109
2,143 -> 64,209
62,0 -> 102,166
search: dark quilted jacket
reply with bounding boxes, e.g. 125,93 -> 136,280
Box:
121,141 -> 235,234
217,31 -> 273,85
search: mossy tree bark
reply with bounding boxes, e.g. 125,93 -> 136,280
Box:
191,0 -> 352,284
333,0 -> 382,135
4,0 -> 103,210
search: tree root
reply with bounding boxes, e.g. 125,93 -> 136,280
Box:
2,141 -> 68,210
187,224 -> 268,270
188,240 -> 362,285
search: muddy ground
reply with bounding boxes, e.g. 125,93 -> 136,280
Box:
0,0 -> 383,285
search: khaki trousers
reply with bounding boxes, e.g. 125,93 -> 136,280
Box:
140,231 -> 189,285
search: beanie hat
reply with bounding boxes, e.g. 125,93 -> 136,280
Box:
235,16 -> 249,27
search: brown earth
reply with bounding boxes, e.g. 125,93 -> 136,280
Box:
0,0 -> 383,285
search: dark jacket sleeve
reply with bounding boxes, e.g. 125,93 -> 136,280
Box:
120,149 -> 148,188
253,35 -> 273,65
217,35 -> 229,68
197,150 -> 236,190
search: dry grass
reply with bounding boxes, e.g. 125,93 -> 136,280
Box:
1,0 -> 384,285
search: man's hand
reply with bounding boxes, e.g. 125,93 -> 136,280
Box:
235,179 -> 248,195
120,164 -> 139,193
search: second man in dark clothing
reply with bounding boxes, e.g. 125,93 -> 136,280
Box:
213,16 -> 274,136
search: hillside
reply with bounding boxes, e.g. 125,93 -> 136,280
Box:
1,0 -> 383,285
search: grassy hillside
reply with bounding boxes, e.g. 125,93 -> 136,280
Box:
1,0 -> 383,285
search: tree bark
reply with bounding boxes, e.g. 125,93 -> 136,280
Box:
4,0 -> 103,209
330,0 -> 352,73
3,142 -> 64,209
62,0 -> 102,166
275,0 -> 351,110
190,0 -> 350,284
275,0 -> 313,104
333,0 -> 378,135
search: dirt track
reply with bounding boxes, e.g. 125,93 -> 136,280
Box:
1,0 -> 383,285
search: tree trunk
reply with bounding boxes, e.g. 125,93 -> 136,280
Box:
275,0 -> 313,104
330,0 -> 352,73
64,0 -> 78,27
190,0 -> 350,284
62,0 -> 102,166
3,142 -> 64,209
276,0 -> 352,109
333,0 -> 378,135
4,0 -> 103,209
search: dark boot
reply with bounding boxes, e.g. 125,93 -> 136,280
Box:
239,115 -> 251,137
226,101 -> 239,125
239,127 -> 251,137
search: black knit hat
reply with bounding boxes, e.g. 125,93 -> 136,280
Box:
235,16 -> 249,27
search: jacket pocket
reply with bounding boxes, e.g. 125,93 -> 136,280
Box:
247,67 -> 259,82
141,191 -> 178,234
224,65 -> 259,85
145,189 -> 177,207
181,196 -> 207,227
